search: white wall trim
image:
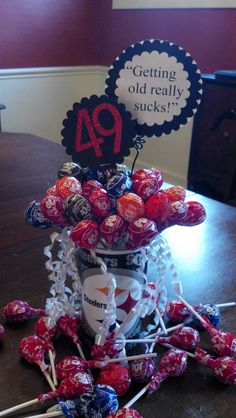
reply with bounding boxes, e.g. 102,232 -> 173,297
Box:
113,0 -> 236,9
0,65 -> 109,80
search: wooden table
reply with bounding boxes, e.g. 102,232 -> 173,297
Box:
0,132 -> 236,418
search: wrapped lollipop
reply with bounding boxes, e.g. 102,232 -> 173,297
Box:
179,296 -> 236,358
155,326 -> 200,351
0,372 -> 93,417
35,317 -> 59,386
194,347 -> 236,384
24,200 -> 53,229
18,335 -> 55,390
57,314 -> 86,360
3,300 -> 45,323
56,356 -> 87,381
123,349 -> 188,409
96,364 -> 131,396
107,408 -> 143,418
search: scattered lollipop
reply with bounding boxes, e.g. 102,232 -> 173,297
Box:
179,296 -> 236,358
96,364 -> 131,396
156,326 -> 200,351
18,335 -> 55,390
194,347 -> 236,385
3,300 -> 45,323
108,408 -> 143,418
57,314 -> 86,360
35,317 -> 59,386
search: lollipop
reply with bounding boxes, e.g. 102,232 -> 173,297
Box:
58,315 -> 86,360
3,300 -> 45,323
124,349 -> 188,408
58,162 -> 84,182
194,347 -> 236,384
82,180 -> 103,199
156,326 -> 200,351
178,201 -> 206,226
129,355 -> 157,384
64,194 -> 92,225
40,194 -> 67,226
76,384 -> 119,418
35,317 -> 59,386
126,218 -> 159,249
107,408 -> 143,418
55,176 -> 82,200
18,335 -> 55,390
97,364 -> 131,396
117,193 -> 144,223
24,200 -> 53,229
0,324 -> 5,344
161,185 -> 186,203
100,214 -> 127,248
89,189 -> 112,219
132,174 -> 160,201
56,356 -> 87,381
70,220 -> 99,250
107,173 -> 132,199
178,296 -> 236,358
144,192 -> 170,226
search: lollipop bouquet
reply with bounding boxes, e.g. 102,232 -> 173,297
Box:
2,38 -> 236,418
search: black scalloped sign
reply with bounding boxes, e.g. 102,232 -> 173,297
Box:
61,95 -> 136,168
105,39 -> 203,137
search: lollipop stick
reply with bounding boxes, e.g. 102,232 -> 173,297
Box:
146,323 -> 183,339
155,307 -> 167,335
178,296 -> 207,325
160,342 -> 195,358
113,308 -> 136,338
48,349 -> 58,387
107,353 -> 157,363
75,342 -> 86,360
0,398 -> 39,417
216,302 -> 236,308
43,370 -> 56,391
124,382 -> 151,409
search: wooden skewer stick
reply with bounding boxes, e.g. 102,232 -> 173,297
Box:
26,412 -> 63,418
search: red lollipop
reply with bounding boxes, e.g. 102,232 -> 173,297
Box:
89,189 -> 112,219
132,174 -> 160,201
35,317 -> 59,386
145,192 -> 170,226
56,356 -> 87,381
19,335 -> 55,390
126,217 -> 159,249
164,300 -> 191,323
100,214 -> 127,247
148,348 -> 188,396
82,180 -> 103,199
70,219 -> 99,249
91,340 -> 119,361
55,176 -> 82,200
178,201 -> 206,226
131,168 -> 152,182
202,318 -> 236,358
108,408 -> 143,418
38,371 -> 93,401
194,347 -> 236,384
117,193 -> 144,223
40,194 -> 67,225
58,315 -> 86,360
161,186 -> 186,203
0,324 -> 5,343
97,364 -> 131,396
156,326 -> 200,351
130,356 -> 157,384
3,300 -> 45,323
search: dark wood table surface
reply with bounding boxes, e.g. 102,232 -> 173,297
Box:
0,132 -> 236,418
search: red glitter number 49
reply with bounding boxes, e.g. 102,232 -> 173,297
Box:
75,103 -> 122,157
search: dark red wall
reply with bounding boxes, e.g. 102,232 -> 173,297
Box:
0,0 -> 100,68
1,0 -> 236,73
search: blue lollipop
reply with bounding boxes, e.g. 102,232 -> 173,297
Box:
24,200 -> 53,229
107,174 -> 132,199
189,303 -> 221,329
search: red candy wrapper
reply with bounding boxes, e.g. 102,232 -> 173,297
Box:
100,214 -> 127,247
3,300 -> 45,323
58,315 -> 81,345
195,347 -> 236,384
130,356 -> 157,383
70,220 -> 99,249
89,189 -> 112,219
202,318 -> 236,358
38,371 -> 93,401
40,194 -> 67,225
108,408 -> 143,418
97,364 -> 131,396
56,356 -> 87,380
178,201 -> 206,226
132,174 -> 160,201
117,193 -> 144,223
157,326 -> 200,351
145,192 -> 170,226
18,335 -> 49,371
162,186 -> 186,203
126,217 -> 159,249
82,180 -> 103,199
35,317 -> 58,350
55,176 -> 82,200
